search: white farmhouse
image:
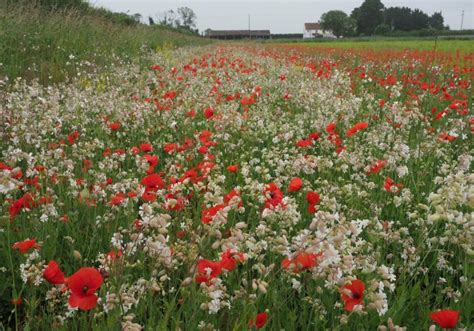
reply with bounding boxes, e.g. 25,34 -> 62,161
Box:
303,23 -> 337,39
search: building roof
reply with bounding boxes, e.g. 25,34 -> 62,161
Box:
207,30 -> 271,37
304,23 -> 321,30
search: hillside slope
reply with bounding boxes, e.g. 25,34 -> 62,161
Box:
0,1 -> 208,84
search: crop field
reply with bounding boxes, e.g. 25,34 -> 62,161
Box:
274,39 -> 474,53
0,42 -> 473,330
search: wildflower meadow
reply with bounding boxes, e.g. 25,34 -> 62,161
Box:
0,43 -> 473,330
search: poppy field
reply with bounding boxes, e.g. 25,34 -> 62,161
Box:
0,43 -> 473,330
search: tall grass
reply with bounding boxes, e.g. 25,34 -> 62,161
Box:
0,1 -> 208,85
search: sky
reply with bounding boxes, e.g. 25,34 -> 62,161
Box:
92,0 -> 473,33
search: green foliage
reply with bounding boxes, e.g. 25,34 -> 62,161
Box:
384,7 -> 414,31
383,6 -> 446,34
410,9 -> 430,31
158,7 -> 199,35
0,1 -> 208,85
320,10 -> 355,38
351,1 -> 445,36
429,12 -> 445,30
351,0 -> 385,35
374,23 -> 391,35
177,7 -> 197,30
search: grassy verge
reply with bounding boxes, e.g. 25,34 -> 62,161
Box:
0,1 -> 209,85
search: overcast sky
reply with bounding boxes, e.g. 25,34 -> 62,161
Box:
91,0 -> 473,33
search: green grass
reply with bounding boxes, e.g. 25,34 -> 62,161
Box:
0,1 -> 209,85
267,39 -> 474,53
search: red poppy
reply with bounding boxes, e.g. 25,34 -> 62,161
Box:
140,143 -> 153,153
11,297 -> 22,306
201,204 -> 225,224
142,154 -> 159,168
195,259 -> 222,284
346,122 -> 368,137
0,162 -> 12,170
162,90 -> 177,100
224,189 -> 243,207
227,165 -> 238,173
308,132 -> 320,140
141,173 -> 165,190
430,309 -> 460,329
306,191 -> 320,205
220,249 -> 245,271
9,193 -> 35,220
43,260 -> 66,285
263,183 -> 286,209
141,191 -> 157,202
67,131 -> 79,145
326,122 -> 337,134
12,238 -> 40,254
59,214 -> 69,223
306,191 -> 320,214
67,267 -> 103,311
249,312 -> 268,329
439,132 -> 457,142
164,143 -> 177,154
204,106 -> 214,119
134,219 -> 142,230
367,160 -> 387,175
241,95 -> 256,106
384,177 -> 402,193
108,122 -> 121,131
340,279 -> 365,311
103,148 -> 112,157
288,177 -> 303,193
281,252 -> 321,273
198,146 -> 209,154
11,168 -> 23,179
296,139 -> 312,147
109,192 -> 127,206
82,159 -> 92,173
186,109 -> 196,117
106,250 -> 123,261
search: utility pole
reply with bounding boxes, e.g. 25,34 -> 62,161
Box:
460,10 -> 464,30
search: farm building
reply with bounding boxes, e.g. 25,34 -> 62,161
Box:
206,30 -> 271,40
303,23 -> 336,39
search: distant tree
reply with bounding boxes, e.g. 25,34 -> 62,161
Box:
159,10 -> 180,27
320,10 -> 350,38
148,16 -> 155,25
374,23 -> 390,35
132,13 -> 142,24
411,9 -> 429,30
177,7 -> 197,30
384,7 -> 413,31
429,12 -> 444,30
343,17 -> 357,37
351,0 -> 385,35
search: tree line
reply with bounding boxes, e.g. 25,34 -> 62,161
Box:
320,0 -> 448,38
